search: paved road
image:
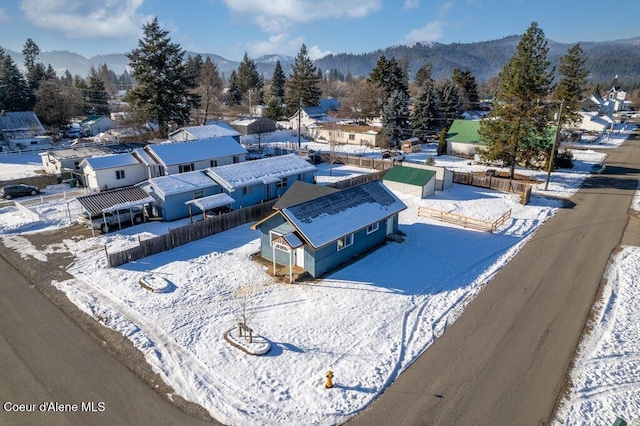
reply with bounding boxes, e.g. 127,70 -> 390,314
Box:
351,135 -> 640,425
0,254 -> 213,425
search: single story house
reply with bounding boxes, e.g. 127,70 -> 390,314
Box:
251,180 -> 407,281
40,146 -> 116,175
80,115 -> 120,137
309,124 -> 382,147
446,119 -> 483,157
382,165 -> 437,198
230,117 -> 277,135
402,162 -> 454,191
578,111 -> 614,132
204,153 -> 317,210
169,121 -> 241,143
138,170 -> 221,221
80,153 -> 147,191
144,136 -> 247,176
288,106 -> 328,132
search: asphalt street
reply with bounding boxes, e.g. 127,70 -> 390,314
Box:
351,134 -> 640,425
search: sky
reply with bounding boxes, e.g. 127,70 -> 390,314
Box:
1,0 -> 640,61
1,127 -> 638,424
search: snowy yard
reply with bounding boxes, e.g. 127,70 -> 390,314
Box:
0,126 -> 638,424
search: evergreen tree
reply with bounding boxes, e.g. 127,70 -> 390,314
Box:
237,52 -> 263,102
285,44 -> 322,115
22,38 -> 40,71
225,70 -> 242,106
414,63 -> 434,88
185,54 -> 204,82
369,55 -> 408,104
411,77 -> 441,140
263,94 -> 285,120
197,57 -> 223,124
437,127 -> 448,156
34,79 -> 83,127
478,22 -> 554,178
382,90 -> 411,148
451,67 -> 480,111
0,48 -> 31,111
126,18 -> 199,137
270,60 -> 286,99
437,78 -> 461,128
555,43 -> 588,127
86,71 -> 110,115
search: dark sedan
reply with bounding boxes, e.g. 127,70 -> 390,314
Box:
0,184 -> 40,199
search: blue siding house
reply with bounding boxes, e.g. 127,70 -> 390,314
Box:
139,170 -> 221,221
251,180 -> 407,281
205,154 -> 317,210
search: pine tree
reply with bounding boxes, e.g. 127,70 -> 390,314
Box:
126,17 -> 199,137
555,43 -> 588,127
197,57 -> 222,124
225,70 -> 242,106
237,52 -> 263,102
414,63 -> 434,88
382,90 -> 411,148
411,77 -> 440,140
34,79 -> 83,127
0,48 -> 31,111
437,79 -> 461,128
478,22 -> 554,178
86,71 -> 110,115
263,94 -> 285,120
452,67 -> 480,111
285,44 -> 321,115
270,60 -> 286,99
369,55 -> 408,104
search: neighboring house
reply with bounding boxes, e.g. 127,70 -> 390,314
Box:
319,98 -> 340,113
169,121 -> 242,143
204,153 -> 317,210
309,124 -> 382,147
401,137 -> 422,153
144,137 -> 247,176
80,115 -> 119,137
139,170 -> 221,221
0,111 -> 52,149
403,162 -> 454,191
382,165 -> 437,198
230,117 -> 277,135
288,106 -> 328,131
39,143 -> 146,175
578,111 -> 614,132
132,147 -> 163,179
251,180 -> 407,281
446,119 -> 483,157
80,153 -> 147,191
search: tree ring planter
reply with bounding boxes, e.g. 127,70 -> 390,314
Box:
138,274 -> 175,293
223,327 -> 271,356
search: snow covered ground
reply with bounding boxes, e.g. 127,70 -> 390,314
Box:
0,126 -> 637,425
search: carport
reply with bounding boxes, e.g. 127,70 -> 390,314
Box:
185,192 -> 235,222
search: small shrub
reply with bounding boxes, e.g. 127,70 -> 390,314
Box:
425,157 -> 436,166
555,149 -> 574,169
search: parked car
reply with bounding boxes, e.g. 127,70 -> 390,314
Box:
78,207 -> 145,233
0,184 -> 40,199
590,163 -> 606,174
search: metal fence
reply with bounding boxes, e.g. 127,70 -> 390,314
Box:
452,172 -> 532,205
106,199 -> 277,267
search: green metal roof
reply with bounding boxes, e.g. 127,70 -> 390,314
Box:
447,119 -> 482,144
383,165 -> 436,186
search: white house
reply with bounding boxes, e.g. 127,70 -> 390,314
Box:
578,111 -> 614,132
169,121 -> 241,143
288,106 -> 329,133
80,153 -> 147,191
0,111 -> 52,149
144,136 -> 247,176
309,124 -> 383,147
40,146 -> 115,175
80,115 -> 120,137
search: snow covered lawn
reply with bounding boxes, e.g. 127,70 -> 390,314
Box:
0,125 -> 638,424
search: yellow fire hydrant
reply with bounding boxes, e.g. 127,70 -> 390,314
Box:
325,370 -> 334,389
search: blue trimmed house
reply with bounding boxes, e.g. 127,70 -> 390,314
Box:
205,154 -> 317,210
251,180 -> 407,281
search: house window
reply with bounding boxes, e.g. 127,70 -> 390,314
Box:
210,159 -> 217,167
276,177 -> 288,189
179,163 -> 194,173
242,186 -> 253,195
74,161 -> 80,169
337,234 -> 353,251
193,190 -> 205,199
233,156 -> 240,164
115,169 -> 125,180
367,222 -> 379,234
348,134 -> 355,141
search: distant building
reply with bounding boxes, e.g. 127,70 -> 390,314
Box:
80,115 -> 120,137
230,117 -> 277,135
169,121 -> 241,143
0,111 -> 52,149
309,123 -> 382,147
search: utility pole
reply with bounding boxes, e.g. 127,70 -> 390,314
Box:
297,97 -> 302,148
544,100 -> 564,191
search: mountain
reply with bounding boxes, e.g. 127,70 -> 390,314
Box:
3,35 -> 640,84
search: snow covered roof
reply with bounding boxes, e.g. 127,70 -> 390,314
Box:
147,170 -> 218,197
81,153 -> 140,170
206,154 -> 317,191
281,180 -> 407,249
184,193 -> 235,211
0,111 -> 45,133
132,148 -> 159,166
231,118 -> 257,126
145,137 -> 247,166
169,122 -> 241,140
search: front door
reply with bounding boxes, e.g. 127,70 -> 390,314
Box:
386,217 -> 394,235
295,246 -> 305,268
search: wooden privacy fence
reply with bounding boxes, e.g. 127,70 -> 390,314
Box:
325,169 -> 389,190
418,206 -> 512,233
324,153 -> 397,171
106,199 -> 277,267
452,172 -> 532,205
